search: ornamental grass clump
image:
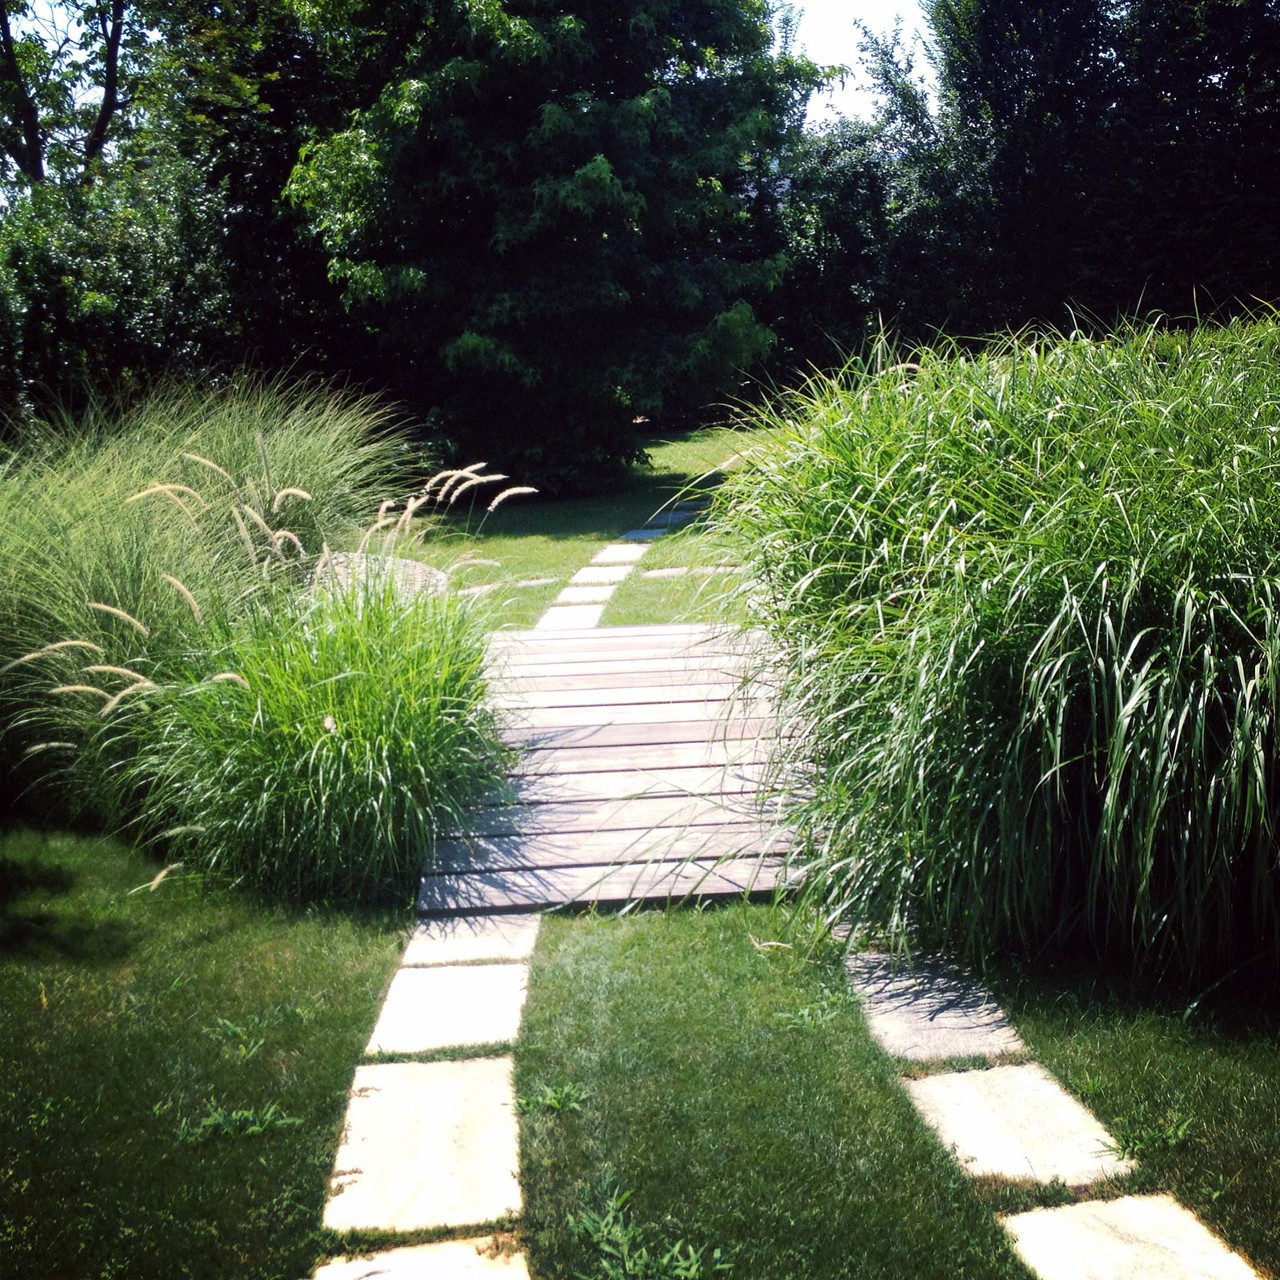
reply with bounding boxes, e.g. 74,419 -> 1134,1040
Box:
113,575 -> 506,904
724,318 -> 1280,985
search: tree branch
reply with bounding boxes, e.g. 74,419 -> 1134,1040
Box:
0,4 -> 46,181
82,0 -> 125,173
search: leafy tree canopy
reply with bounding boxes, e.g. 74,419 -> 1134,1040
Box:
289,0 -> 822,493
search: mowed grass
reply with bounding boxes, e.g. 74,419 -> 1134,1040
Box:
0,826 -> 404,1280
994,966 -> 1280,1277
393,425 -> 756,629
517,907 -> 1033,1280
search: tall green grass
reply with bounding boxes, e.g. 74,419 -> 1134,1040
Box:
0,380 -> 509,902
723,319 -> 1280,984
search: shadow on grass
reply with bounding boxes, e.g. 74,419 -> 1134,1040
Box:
445,449 -> 725,547
0,855 -> 136,962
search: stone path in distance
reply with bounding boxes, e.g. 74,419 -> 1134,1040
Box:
846,953 -> 1262,1279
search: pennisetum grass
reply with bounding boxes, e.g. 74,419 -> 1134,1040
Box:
722,316 -> 1280,986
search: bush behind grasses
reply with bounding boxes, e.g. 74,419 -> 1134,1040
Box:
725,319 -> 1280,984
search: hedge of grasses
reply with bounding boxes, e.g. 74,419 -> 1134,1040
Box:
0,380 -> 508,903
723,319 -> 1280,985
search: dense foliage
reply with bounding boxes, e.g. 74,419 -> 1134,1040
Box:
288,0 -> 819,492
724,320 -> 1280,985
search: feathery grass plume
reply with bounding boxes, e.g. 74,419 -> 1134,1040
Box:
1,640 -> 105,674
183,452 -> 239,491
272,529 -> 305,558
51,685 -> 111,700
450,473 -> 508,504
87,603 -> 150,635
83,665 -> 149,682
124,486 -> 202,529
101,681 -> 156,716
487,485 -> 539,513
722,316 -> 1280,987
162,575 -> 203,624
209,672 -> 250,688
271,488 -> 312,513
22,741 -> 76,755
126,483 -> 208,509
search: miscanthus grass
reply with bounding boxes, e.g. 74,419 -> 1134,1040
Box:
723,318 -> 1280,986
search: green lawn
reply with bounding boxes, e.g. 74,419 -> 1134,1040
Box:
379,425 -> 757,629
0,826 -> 404,1280
994,966 -> 1280,1277
517,907 -> 1033,1280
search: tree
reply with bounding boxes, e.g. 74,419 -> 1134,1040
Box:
288,0 -> 821,493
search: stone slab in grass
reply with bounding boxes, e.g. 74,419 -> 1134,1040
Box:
847,952 -> 1025,1061
1003,1195 -> 1261,1279
324,1059 -> 520,1233
620,527 -> 667,541
403,914 -> 541,967
591,543 -> 650,565
554,584 -> 616,605
570,564 -> 633,585
642,566 -> 691,579
366,963 -> 529,1055
907,1062 -> 1133,1187
314,1238 -> 530,1279
534,603 -> 605,630
642,510 -> 700,529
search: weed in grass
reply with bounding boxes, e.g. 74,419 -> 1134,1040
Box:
1104,1102 -> 1195,1161
176,1098 -> 302,1144
724,317 -> 1280,985
518,1082 -> 594,1115
566,1183 -> 732,1280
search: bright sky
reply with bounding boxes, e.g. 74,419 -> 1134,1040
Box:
788,0 -> 931,120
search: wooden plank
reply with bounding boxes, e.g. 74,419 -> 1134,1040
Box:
494,681 -> 741,710
491,669 -> 743,694
457,792 -> 770,838
431,823 -> 787,871
418,855 -> 785,915
491,624 -> 717,643
505,717 -> 776,751
491,655 -> 749,680
517,737 -> 769,775
481,763 -> 768,806
504,699 -> 774,730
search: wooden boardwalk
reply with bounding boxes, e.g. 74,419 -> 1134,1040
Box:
417,624 -> 787,915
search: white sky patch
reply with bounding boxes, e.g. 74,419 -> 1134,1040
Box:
786,0 -> 932,121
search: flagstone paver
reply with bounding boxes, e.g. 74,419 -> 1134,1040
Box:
323,1058 -> 520,1233
1003,1195 -> 1261,1280
403,914 -> 542,967
365,963 -> 529,1055
552,584 -> 615,605
907,1062 -> 1133,1187
534,603 -> 606,629
570,564 -> 633,585
847,952 -> 1025,1061
620,527 -> 667,541
314,1238 -> 531,1279
590,542 -> 650,565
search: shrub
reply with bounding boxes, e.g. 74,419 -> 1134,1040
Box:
723,318 -> 1280,985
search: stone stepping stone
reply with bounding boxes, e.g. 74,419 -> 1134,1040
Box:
642,566 -> 691,579
366,963 -> 529,1055
553,584 -> 615,605
324,1059 -> 520,1233
620,527 -> 668,541
847,952 -> 1025,1061
1003,1195 -> 1261,1279
642,510 -> 700,530
403,914 -> 541,967
906,1063 -> 1133,1187
591,543 -> 650,565
534,603 -> 605,630
570,565 -> 633,585
314,1238 -> 530,1278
